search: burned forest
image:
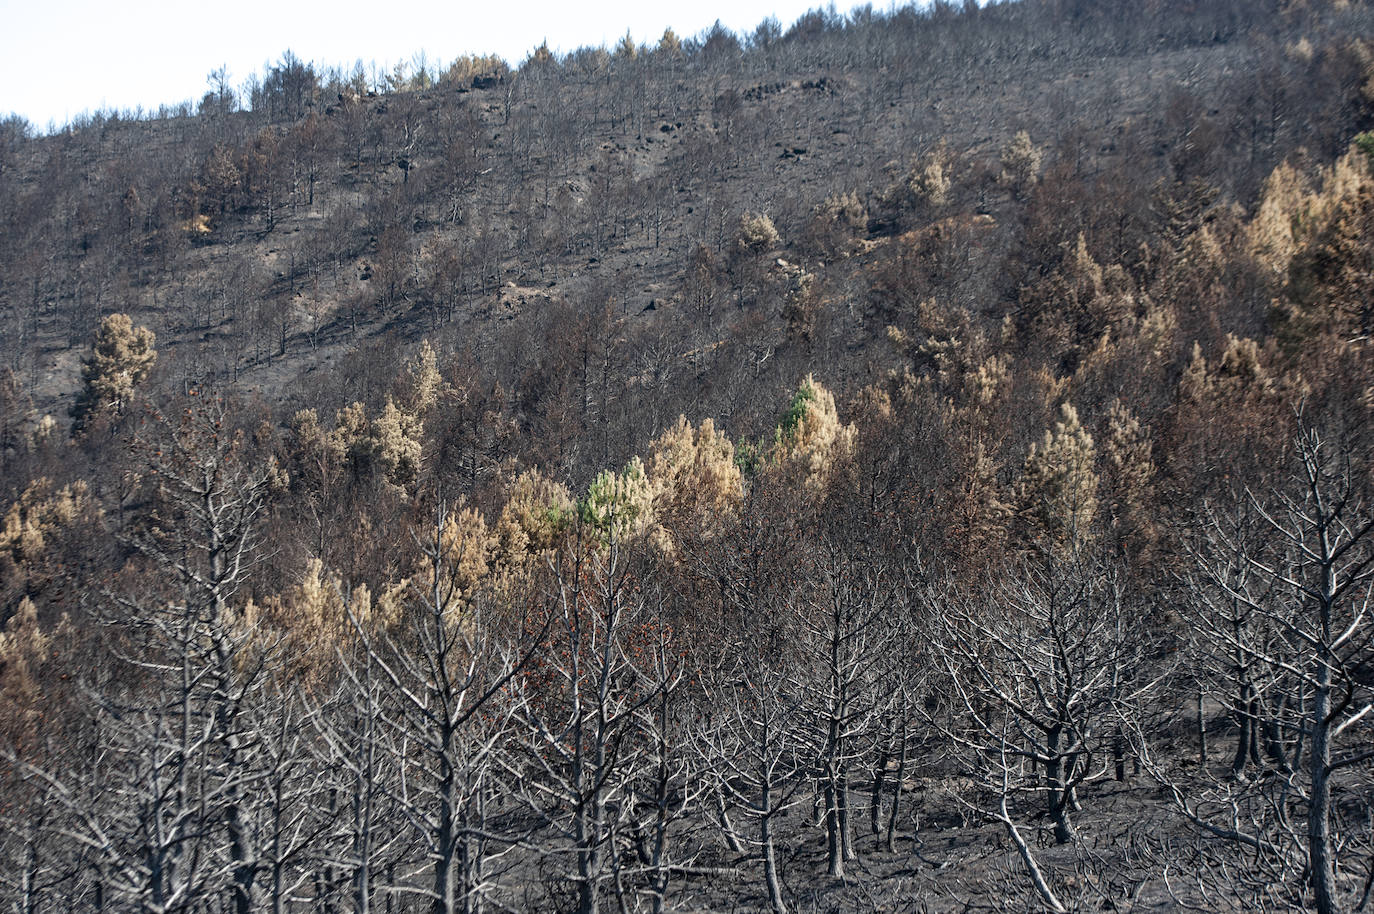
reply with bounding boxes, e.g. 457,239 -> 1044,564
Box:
3,0 -> 1374,911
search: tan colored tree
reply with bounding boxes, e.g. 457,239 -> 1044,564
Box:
527,42 -> 556,67
71,313 -> 156,430
1178,334 -> 1274,405
804,191 -> 867,257
780,263 -> 821,348
735,212 -> 781,255
1101,400 -> 1157,557
1018,403 -> 1099,548
0,598 -> 49,747
1246,159 -> 1313,277
1244,148 -> 1374,345
439,53 -> 509,87
946,439 -> 1013,566
253,557 -> 376,681
325,396 -> 425,491
908,151 -> 952,208
773,374 -> 857,492
657,28 -> 683,55
1279,181 -> 1374,344
437,504 -> 494,610
400,339 -> 444,415
889,145 -> 955,214
0,476 -> 96,652
330,401 -> 375,474
614,30 -> 639,60
645,416 -> 743,551
371,398 -> 424,489
999,130 -> 1043,196
286,407 -> 345,494
1,478 -> 93,573
493,468 -> 576,568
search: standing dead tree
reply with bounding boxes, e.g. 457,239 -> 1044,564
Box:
344,502 -> 540,914
620,599 -> 703,914
121,398 -> 278,914
926,549 -> 1148,911
508,531 -> 667,914
801,540 -> 893,879
692,533 -> 816,914
312,631 -> 402,914
1177,501 -> 1288,782
12,396 -> 280,913
865,578 -> 933,855
696,644 -> 813,914
1154,421 -> 1374,914
931,553 -> 1136,844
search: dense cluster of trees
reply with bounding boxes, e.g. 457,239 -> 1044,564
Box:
3,347 -> 1373,911
3,0 -> 1374,911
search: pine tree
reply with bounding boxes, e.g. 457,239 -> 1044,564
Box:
70,313 -> 156,431
494,468 -> 575,567
646,416 -> 742,550
999,130 -> 1043,196
1018,403 -> 1099,547
774,375 -> 856,492
580,456 -> 654,543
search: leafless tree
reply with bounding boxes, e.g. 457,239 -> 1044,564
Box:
253,686 -> 332,914
312,635 -> 401,914
697,652 -> 812,914
866,573 -> 935,855
694,557 -> 814,914
801,541 -> 893,878
619,605 -> 706,914
15,398 -> 282,913
924,547 -> 1152,913
507,532 -> 666,914
1153,420 -> 1374,914
122,398 -> 277,914
31,671 -> 221,913
345,503 -> 539,914
1178,500 -> 1289,781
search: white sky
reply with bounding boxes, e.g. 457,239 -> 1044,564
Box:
0,0 -> 868,130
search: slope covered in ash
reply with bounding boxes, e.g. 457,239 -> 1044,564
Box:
3,2 -> 1374,913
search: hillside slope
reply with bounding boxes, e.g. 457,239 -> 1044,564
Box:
4,2 -> 1374,913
